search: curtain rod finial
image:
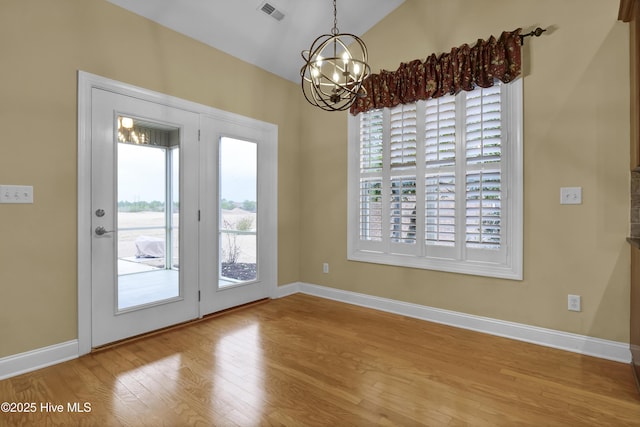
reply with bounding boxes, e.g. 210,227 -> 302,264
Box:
519,27 -> 547,45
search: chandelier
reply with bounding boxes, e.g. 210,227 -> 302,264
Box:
300,0 -> 370,111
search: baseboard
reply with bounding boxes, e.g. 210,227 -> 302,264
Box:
0,340 -> 78,381
273,282 -> 302,298
275,282 -> 631,363
2,284 -> 629,380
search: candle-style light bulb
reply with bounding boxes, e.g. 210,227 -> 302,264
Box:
342,51 -> 349,65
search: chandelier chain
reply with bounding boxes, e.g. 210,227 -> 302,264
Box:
332,0 -> 338,35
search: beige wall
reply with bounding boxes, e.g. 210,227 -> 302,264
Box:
299,0 -> 631,342
0,0 -> 631,360
0,0 -> 301,358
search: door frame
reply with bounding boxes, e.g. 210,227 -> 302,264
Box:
77,71 -> 278,355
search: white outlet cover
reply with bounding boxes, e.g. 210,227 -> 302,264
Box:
560,187 -> 582,205
568,294 -> 581,312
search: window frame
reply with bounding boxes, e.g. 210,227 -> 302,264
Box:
347,79 -> 523,280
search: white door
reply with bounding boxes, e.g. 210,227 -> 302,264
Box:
91,88 -> 200,347
199,116 -> 277,315
79,72 -> 277,353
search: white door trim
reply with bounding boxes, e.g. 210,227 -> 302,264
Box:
77,71 -> 278,355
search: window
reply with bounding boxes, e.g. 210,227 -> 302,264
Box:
348,79 -> 523,279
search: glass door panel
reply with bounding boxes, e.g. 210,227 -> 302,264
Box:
219,137 -> 257,288
116,117 -> 180,310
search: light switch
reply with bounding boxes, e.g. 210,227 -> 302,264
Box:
0,185 -> 34,204
560,187 -> 582,205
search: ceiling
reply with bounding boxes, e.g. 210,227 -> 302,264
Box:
106,0 -> 405,83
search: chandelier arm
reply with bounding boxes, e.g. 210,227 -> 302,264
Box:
303,62 -> 363,94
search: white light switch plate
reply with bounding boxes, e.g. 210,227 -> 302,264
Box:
560,187 -> 582,205
0,185 -> 34,204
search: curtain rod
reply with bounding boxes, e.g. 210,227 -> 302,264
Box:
519,27 -> 546,45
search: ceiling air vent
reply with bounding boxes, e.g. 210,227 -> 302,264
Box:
259,2 -> 285,21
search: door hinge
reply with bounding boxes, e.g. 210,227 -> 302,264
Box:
198,129 -> 201,141
198,210 -> 201,221
198,290 -> 201,302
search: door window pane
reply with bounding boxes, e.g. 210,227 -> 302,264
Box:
116,117 -> 180,309
219,137 -> 257,287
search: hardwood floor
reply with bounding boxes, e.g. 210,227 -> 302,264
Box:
1,294 -> 639,426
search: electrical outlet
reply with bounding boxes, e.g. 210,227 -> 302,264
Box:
568,294 -> 581,312
322,263 -> 329,274
560,187 -> 582,205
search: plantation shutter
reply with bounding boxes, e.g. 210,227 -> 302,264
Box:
389,104 -> 418,247
358,109 -> 384,242
349,78 -> 520,279
425,95 -> 457,249
464,85 -> 503,253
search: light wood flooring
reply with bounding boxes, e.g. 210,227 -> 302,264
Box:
1,294 -> 639,426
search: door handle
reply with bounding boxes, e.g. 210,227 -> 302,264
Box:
95,226 -> 114,236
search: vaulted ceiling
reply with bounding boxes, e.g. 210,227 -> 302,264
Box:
106,0 -> 405,82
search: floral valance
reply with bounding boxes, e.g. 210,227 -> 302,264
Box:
350,28 -> 522,115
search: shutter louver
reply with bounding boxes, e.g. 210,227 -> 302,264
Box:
425,98 -> 456,167
390,104 -> 417,170
359,109 -> 384,242
466,171 -> 501,248
465,84 -> 502,250
390,177 -> 417,243
389,104 -> 417,245
359,179 -> 383,241
465,86 -> 501,165
425,95 -> 456,246
360,110 -> 384,172
425,174 -> 456,246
